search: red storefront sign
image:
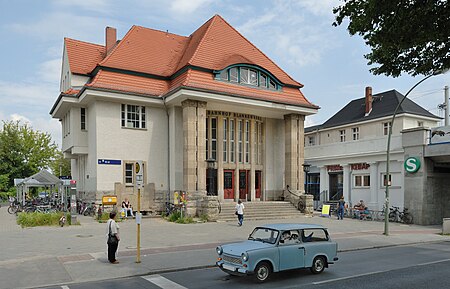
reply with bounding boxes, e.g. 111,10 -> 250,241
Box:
327,165 -> 343,171
350,163 -> 370,170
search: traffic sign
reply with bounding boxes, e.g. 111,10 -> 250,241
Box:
404,157 -> 421,173
135,160 -> 144,187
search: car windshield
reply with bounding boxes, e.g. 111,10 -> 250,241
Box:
248,227 -> 279,244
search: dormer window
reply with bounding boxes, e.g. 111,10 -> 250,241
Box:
215,65 -> 281,90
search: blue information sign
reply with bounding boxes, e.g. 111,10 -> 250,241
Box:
98,159 -> 121,165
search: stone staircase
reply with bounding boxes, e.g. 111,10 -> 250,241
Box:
217,201 -> 302,222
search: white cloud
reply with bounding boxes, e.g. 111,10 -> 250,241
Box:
38,59 -> 62,84
170,0 -> 213,14
0,81 -> 57,109
292,0 -> 341,16
11,113 -> 31,124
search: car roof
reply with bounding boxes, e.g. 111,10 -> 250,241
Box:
257,223 -> 326,231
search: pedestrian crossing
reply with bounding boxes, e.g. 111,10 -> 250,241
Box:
142,274 -> 189,289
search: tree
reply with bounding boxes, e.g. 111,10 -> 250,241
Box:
333,0 -> 450,77
49,150 -> 71,177
0,121 -> 58,191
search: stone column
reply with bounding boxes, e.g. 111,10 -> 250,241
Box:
182,99 -> 207,193
369,162 -> 378,209
343,164 -> 351,202
284,114 -> 305,192
319,166 -> 327,202
217,116 -> 224,201
250,119 -> 256,201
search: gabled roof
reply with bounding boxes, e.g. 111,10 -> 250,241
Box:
15,170 -> 61,187
65,38 -> 105,75
306,89 -> 440,132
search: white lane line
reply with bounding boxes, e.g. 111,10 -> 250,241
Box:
313,270 -> 385,285
61,286 -> 70,289
142,274 -> 189,289
314,258 -> 450,285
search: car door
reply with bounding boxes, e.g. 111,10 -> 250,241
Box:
301,229 -> 332,267
278,230 -> 305,270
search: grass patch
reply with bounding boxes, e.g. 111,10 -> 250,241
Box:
199,214 -> 209,222
165,211 -> 194,224
17,212 -> 71,228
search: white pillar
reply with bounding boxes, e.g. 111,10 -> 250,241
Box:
343,164 -> 351,203
369,162 -> 378,209
319,166 -> 327,202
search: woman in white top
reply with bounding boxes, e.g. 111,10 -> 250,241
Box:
235,199 -> 245,226
106,211 -> 120,264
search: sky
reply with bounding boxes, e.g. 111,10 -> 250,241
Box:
0,0 -> 449,147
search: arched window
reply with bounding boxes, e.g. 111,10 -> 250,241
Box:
214,65 -> 281,90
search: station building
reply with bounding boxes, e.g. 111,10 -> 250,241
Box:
50,15 -> 318,209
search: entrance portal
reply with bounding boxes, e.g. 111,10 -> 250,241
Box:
329,172 -> 343,201
255,170 -> 262,199
239,170 -> 249,200
224,170 -> 234,199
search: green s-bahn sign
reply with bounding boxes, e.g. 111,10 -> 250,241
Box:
404,157 -> 421,173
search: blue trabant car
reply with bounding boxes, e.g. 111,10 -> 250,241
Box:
216,223 -> 338,282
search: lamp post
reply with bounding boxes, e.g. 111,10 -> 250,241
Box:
303,164 -> 311,195
206,158 -> 216,196
384,71 -> 447,236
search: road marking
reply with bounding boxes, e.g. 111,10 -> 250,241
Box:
314,258 -> 450,285
61,286 -> 70,289
142,274 -> 188,289
313,270 -> 385,284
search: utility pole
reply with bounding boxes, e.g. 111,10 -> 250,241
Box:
445,85 -> 449,126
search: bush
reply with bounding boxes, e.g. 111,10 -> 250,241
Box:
165,211 -> 194,224
16,212 -> 70,228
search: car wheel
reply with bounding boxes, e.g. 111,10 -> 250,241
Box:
310,256 -> 326,274
254,262 -> 271,282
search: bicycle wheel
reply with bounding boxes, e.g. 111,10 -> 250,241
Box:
402,214 -> 413,224
8,205 -> 17,215
388,211 -> 396,222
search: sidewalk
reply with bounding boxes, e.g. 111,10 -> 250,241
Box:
0,206 -> 447,289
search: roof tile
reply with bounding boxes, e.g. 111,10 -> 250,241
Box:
65,38 -> 105,75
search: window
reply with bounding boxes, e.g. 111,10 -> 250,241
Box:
206,118 -> 209,159
223,119 -> 228,162
382,174 -> 392,187
352,127 -> 359,140
211,118 -> 217,160
125,163 -> 134,184
121,104 -> 146,129
238,120 -> 243,163
81,108 -> 86,130
217,66 -> 279,90
354,175 -> 370,187
245,121 -> 250,163
340,130 -> 346,142
302,229 -> 328,242
418,121 -> 423,127
308,136 -> 315,146
257,122 -> 263,164
383,122 -> 391,136
230,119 -> 235,163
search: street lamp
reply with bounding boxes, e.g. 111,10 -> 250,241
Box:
206,158 -> 216,196
384,70 -> 448,236
302,163 -> 311,195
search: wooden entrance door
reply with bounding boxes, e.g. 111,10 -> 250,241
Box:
224,170 -> 234,199
239,170 -> 249,200
255,170 -> 262,199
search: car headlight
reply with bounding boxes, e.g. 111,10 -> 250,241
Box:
241,252 -> 249,262
216,246 -> 223,255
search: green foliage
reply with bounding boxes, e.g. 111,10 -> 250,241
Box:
333,0 -> 450,77
199,214 -> 209,222
16,212 -> 70,228
166,211 -> 194,224
0,120 -> 59,191
49,150 -> 71,177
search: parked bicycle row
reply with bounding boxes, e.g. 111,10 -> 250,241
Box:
328,204 -> 413,224
7,198 -> 69,215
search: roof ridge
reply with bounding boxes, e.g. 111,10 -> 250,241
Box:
215,15 -> 302,87
65,37 -> 104,48
186,15 -> 218,67
133,25 -> 187,39
99,25 -> 137,66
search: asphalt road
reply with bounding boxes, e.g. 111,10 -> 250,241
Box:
43,241 -> 450,289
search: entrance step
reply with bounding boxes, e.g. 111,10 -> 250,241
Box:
217,201 -> 301,222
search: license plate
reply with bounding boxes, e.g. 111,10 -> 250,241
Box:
223,264 -> 236,271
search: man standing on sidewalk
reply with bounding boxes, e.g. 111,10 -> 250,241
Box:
106,212 -> 120,264
235,200 -> 245,226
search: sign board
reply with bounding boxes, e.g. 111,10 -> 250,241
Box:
136,213 -> 142,225
98,159 -> 121,165
430,126 -> 450,144
404,157 -> 421,173
135,161 -> 144,187
321,205 -> 331,217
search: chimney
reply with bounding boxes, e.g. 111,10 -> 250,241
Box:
365,86 -> 373,115
105,26 -> 117,55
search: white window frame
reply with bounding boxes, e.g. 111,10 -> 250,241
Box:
383,122 -> 391,136
81,107 -> 87,131
354,174 -> 370,187
308,136 -> 315,146
339,130 -> 346,142
352,127 -> 360,140
121,104 -> 146,129
238,120 -> 243,163
245,120 -> 250,163
211,118 -> 217,160
125,162 -> 134,185
230,119 -> 235,163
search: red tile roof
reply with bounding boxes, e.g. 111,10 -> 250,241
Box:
65,38 -> 105,75
64,14 -> 316,108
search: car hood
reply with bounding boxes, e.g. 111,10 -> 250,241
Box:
222,240 -> 273,255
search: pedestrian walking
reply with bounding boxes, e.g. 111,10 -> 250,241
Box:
106,211 -> 120,264
337,196 -> 345,220
235,199 -> 245,226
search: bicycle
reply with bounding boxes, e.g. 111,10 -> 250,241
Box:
164,202 -> 180,217
389,206 -> 413,224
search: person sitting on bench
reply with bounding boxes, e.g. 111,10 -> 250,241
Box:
121,198 -> 134,218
